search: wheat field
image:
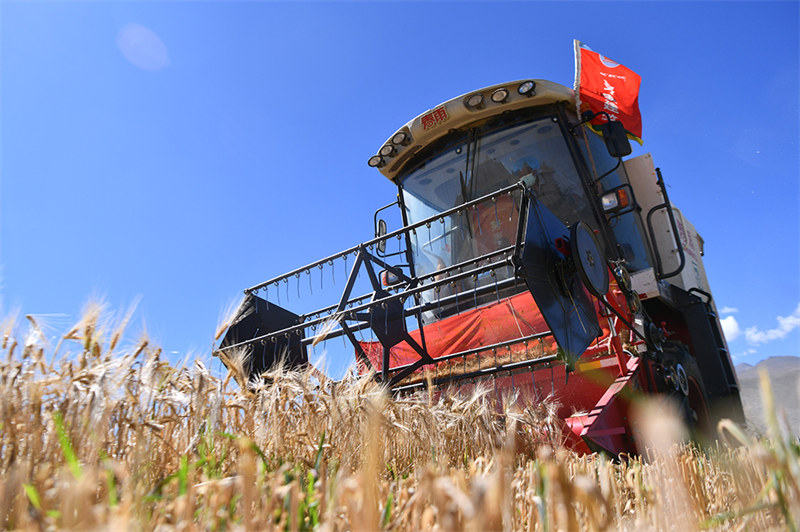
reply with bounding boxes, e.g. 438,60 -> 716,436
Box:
0,307 -> 798,531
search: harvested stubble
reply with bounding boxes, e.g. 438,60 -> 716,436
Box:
0,309 -> 798,531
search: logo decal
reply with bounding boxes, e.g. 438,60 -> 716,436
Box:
421,106 -> 449,130
599,54 -> 620,68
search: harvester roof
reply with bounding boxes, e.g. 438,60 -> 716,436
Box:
371,79 -> 575,182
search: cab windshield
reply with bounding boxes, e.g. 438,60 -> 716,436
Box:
401,115 -> 598,283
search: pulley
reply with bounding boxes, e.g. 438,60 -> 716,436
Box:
569,221 -> 609,298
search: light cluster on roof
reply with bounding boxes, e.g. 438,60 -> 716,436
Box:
368,80 -> 537,169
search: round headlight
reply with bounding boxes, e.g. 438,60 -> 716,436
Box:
392,131 -> 409,145
368,155 -> 385,168
379,144 -> 396,157
465,93 -> 484,109
518,80 -> 536,96
491,88 -> 509,103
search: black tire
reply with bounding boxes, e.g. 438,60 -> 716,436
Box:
659,343 -> 714,442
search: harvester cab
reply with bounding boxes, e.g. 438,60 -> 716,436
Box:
216,79 -> 744,454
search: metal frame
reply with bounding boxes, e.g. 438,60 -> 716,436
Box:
219,182 -> 550,387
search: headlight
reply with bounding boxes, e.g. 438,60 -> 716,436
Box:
491,88 -> 509,103
392,131 -> 410,146
465,93 -> 484,109
601,189 -> 631,212
601,192 -> 619,211
518,80 -> 536,96
368,155 -> 385,168
379,144 -> 396,157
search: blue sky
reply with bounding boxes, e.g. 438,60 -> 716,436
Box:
1,1 -> 798,374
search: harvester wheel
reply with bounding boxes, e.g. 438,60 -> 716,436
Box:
660,344 -> 713,442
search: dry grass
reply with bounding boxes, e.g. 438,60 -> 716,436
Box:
0,307 -> 798,531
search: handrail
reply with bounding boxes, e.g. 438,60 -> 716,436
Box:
645,168 -> 686,280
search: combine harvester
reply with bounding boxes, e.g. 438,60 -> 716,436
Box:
216,55 -> 744,454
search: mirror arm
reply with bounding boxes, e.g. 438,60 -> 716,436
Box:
373,200 -> 399,236
374,200 -> 399,256
568,110 -> 613,134
570,110 -> 628,186
590,156 -> 622,187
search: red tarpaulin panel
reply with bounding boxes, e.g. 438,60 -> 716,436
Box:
356,287 -> 631,378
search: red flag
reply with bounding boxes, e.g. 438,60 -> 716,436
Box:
574,40 -> 643,145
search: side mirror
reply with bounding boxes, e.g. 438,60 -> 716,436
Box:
599,121 -> 632,158
379,269 -> 402,287
376,219 -> 387,254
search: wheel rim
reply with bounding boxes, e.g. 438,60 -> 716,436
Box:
687,376 -> 712,438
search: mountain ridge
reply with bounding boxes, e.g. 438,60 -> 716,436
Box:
734,355 -> 799,437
